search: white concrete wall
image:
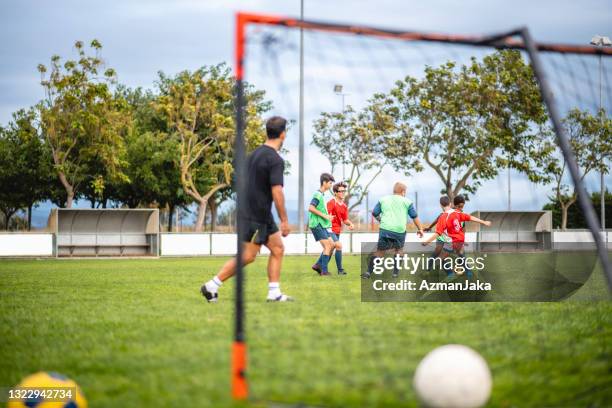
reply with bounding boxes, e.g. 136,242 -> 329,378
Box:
210,234 -> 237,256
260,233 -> 306,255
0,233 -> 54,257
0,231 -> 610,257
161,233 -> 210,256
351,233 -> 379,254
553,231 -> 606,242
160,230 -> 612,256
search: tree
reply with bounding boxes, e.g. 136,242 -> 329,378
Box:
37,40 -> 130,208
111,87 -> 190,231
544,192 -> 612,229
378,50 -> 554,201
312,102 -> 409,211
0,127 -> 22,229
155,64 -> 271,231
217,198 -> 236,229
116,87 -> 168,211
545,108 -> 611,230
0,109 -> 50,230
120,129 -> 189,226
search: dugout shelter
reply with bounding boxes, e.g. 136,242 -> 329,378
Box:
48,209 -> 160,257
470,210 -> 552,251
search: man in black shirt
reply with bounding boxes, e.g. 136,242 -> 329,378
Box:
201,116 -> 292,302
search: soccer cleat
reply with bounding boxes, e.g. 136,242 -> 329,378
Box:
338,269 -> 347,275
361,272 -> 371,279
392,270 -> 399,278
267,294 -> 294,302
200,285 -> 218,303
311,263 -> 322,275
320,271 -> 331,276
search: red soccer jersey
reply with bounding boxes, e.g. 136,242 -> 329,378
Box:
327,198 -> 348,234
435,209 -> 471,243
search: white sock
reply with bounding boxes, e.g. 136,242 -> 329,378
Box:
205,276 -> 223,293
268,282 -> 281,299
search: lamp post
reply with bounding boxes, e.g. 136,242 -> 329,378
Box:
508,166 -> 511,211
333,84 -> 347,112
297,0 -> 305,232
334,84 -> 349,180
590,35 -> 611,231
365,191 -> 369,232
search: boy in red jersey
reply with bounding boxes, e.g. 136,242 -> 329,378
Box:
327,182 -> 354,274
423,195 -> 491,276
312,182 -> 354,275
425,195 -> 469,259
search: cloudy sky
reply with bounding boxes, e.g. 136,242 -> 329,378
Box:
1,0 -> 610,225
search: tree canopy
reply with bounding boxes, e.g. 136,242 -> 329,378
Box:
545,108 -> 611,229
37,40 -> 130,208
376,50 -> 554,200
1,41 -> 609,232
154,64 -> 271,231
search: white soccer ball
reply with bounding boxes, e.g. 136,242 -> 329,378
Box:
413,344 -> 492,408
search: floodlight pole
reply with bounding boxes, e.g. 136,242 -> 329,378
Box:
522,27 -> 612,287
365,192 -> 369,231
342,91 -> 345,180
334,85 -> 349,180
298,0 -> 305,232
507,166 -> 511,211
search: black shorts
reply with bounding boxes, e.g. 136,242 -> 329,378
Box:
241,219 -> 279,245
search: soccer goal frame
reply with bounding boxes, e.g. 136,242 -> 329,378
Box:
231,11 -> 612,400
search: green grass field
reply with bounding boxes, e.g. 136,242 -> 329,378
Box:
0,255 -> 611,407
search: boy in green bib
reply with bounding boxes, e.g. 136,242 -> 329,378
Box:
362,182 -> 425,278
308,173 -> 335,276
